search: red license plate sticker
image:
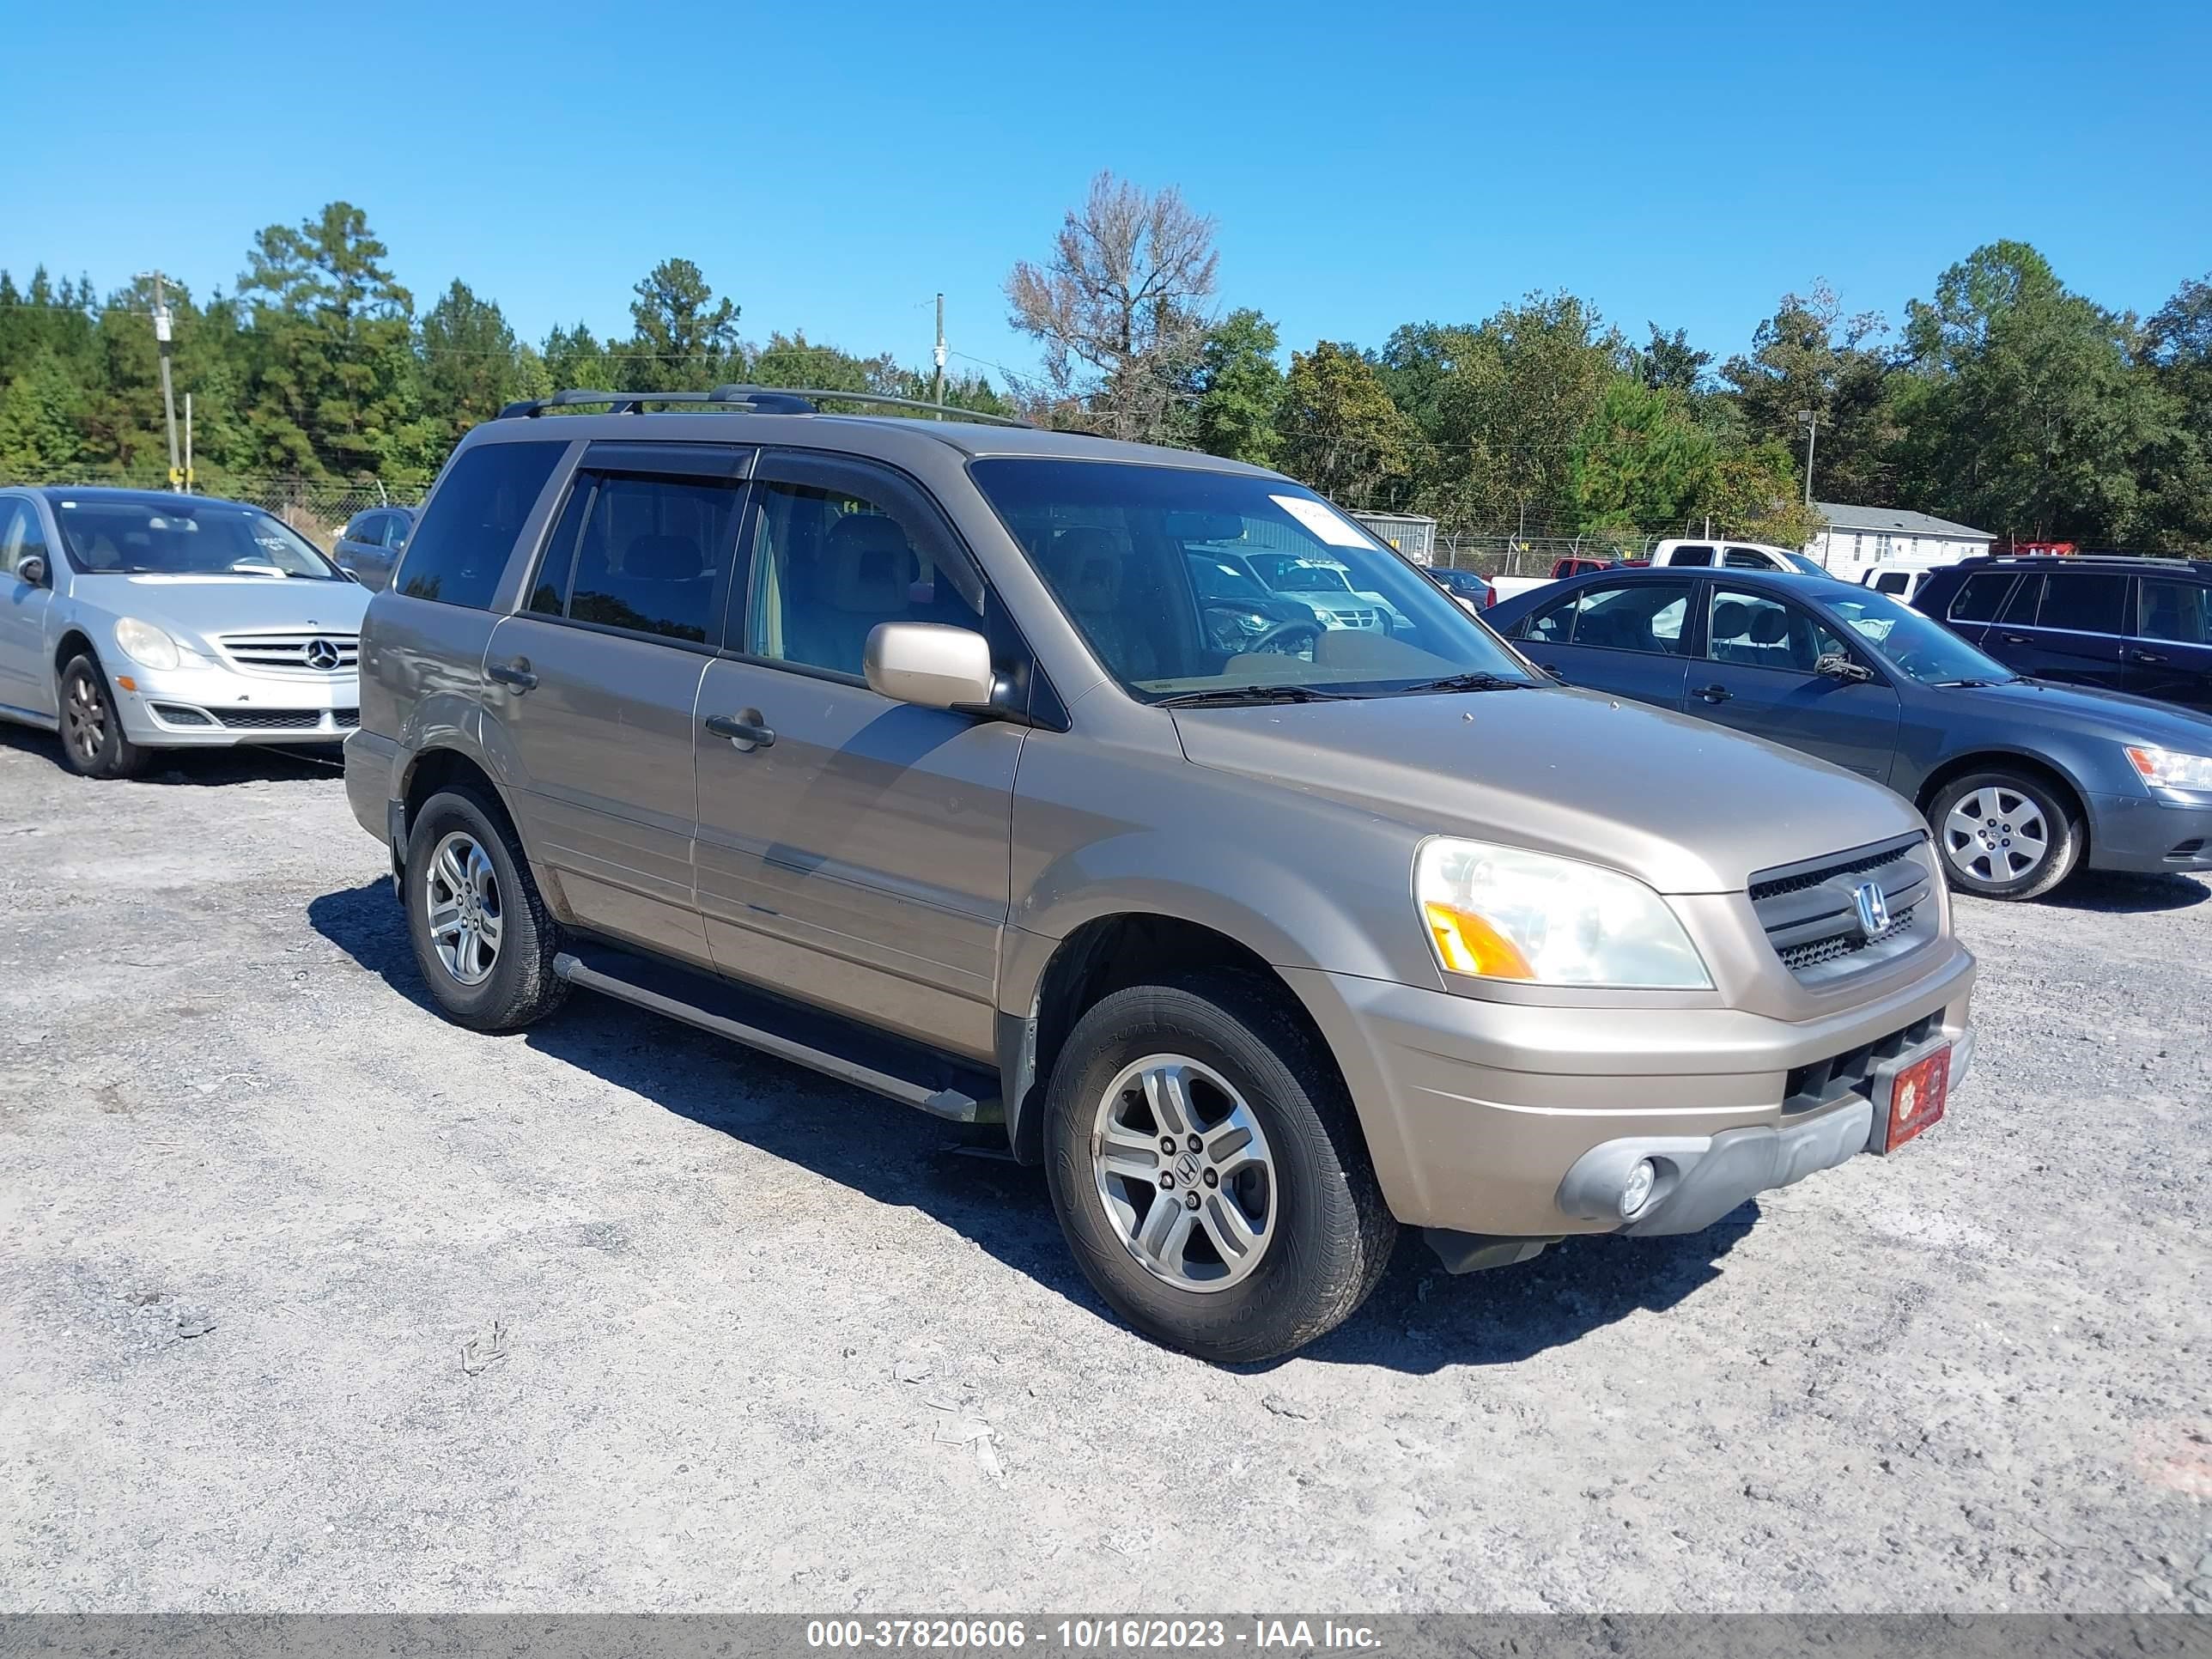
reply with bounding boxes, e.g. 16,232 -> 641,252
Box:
1885,1046 -> 1950,1151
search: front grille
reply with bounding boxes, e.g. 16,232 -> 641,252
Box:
1749,833 -> 1935,986
216,632 -> 360,673
214,708 -> 328,731
334,708 -> 360,729
1784,1011 -> 1944,1115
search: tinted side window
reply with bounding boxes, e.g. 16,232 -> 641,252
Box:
1948,573 -> 2014,623
1669,544 -> 1715,567
1996,573 -> 2043,625
1721,546 -> 1771,569
0,502 -> 30,577
529,471 -> 743,645
1708,587 -> 1845,674
2140,579 -> 2211,645
2038,572 -> 2127,635
1521,589 -> 1581,645
1564,581 -> 1693,655
743,478 -> 978,678
1875,572 -> 1911,595
398,441 -> 564,607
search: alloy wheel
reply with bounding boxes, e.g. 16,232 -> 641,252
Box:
1942,786 -> 2050,885
423,831 -> 503,986
64,672 -> 106,766
1091,1054 -> 1276,1293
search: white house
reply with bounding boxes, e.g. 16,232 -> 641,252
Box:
1805,501 -> 1994,580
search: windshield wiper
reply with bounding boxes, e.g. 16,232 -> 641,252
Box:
1154,684 -> 1354,708
1389,671 -> 1534,695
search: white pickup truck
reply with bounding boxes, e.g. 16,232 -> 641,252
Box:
1488,538 -> 1826,605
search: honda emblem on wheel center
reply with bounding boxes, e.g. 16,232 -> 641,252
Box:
1853,880 -> 1890,937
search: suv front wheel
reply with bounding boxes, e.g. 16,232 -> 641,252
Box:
403,786 -> 568,1031
1042,972 -> 1395,1364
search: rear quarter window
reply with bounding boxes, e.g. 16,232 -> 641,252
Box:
396,441 -> 564,608
1947,572 -> 2014,623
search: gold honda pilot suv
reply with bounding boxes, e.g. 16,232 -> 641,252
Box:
343,387 -> 1977,1363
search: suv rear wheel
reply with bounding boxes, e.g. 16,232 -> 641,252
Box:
1042,972 -> 1395,1364
1929,769 -> 2081,901
404,786 -> 568,1030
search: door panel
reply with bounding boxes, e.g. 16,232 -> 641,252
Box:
0,502 -> 55,715
481,616 -> 714,964
2127,579 -> 2212,714
692,452 -> 1018,1061
1698,586 -> 1901,781
1992,570 -> 2130,691
1512,579 -> 1695,709
694,661 -> 1020,1060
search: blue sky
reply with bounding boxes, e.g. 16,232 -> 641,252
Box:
7,0 -> 2207,386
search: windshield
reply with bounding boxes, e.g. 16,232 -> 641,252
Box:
970,459 -> 1536,700
55,499 -> 343,579
1822,587 -> 2015,684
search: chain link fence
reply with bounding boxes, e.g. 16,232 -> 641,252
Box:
0,467 -> 429,550
1428,531 -> 1665,578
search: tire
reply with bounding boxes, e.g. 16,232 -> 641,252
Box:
56,653 -> 149,780
403,785 -> 568,1031
1042,971 -> 1396,1364
1928,769 -> 2082,901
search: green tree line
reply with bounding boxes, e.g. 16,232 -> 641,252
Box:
4,194 -> 2209,553
0,201 -> 1008,495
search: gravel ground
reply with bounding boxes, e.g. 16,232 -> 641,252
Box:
1,726 -> 2207,1615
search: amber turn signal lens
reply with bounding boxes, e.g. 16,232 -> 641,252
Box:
1423,901 -> 1535,980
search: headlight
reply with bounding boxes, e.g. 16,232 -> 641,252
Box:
113,617 -> 181,671
1415,838 -> 1712,988
2126,744 -> 2212,792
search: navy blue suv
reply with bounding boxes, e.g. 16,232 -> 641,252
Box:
1912,556 -> 2212,714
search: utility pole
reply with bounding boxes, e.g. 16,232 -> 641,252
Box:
183,394 -> 194,493
932,293 -> 946,409
1796,408 -> 1820,509
142,271 -> 183,491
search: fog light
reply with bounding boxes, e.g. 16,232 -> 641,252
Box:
1619,1158 -> 1657,1218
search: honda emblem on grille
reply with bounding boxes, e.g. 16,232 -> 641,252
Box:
1852,880 -> 1891,938
304,638 -> 341,671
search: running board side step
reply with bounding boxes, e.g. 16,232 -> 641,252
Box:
552,947 -> 1000,1124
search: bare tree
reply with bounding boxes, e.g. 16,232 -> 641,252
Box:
1006,171 -> 1219,442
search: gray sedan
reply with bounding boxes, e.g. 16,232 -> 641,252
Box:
0,486 -> 369,778
1489,566 -> 2212,899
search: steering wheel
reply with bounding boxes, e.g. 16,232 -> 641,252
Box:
1245,619 -> 1322,657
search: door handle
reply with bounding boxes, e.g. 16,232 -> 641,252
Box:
1693,684 -> 1733,704
486,658 -> 538,692
2000,633 -> 2028,645
705,711 -> 775,751
2133,649 -> 2167,664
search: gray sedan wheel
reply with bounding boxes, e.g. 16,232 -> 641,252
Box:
1929,769 -> 2081,901
56,655 -> 148,781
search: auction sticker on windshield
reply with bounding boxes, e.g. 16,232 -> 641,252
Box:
1270,494 -> 1370,548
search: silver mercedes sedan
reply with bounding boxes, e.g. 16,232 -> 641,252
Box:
0,486 -> 370,778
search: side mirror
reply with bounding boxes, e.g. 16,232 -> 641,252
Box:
16,555 -> 46,588
1815,652 -> 1873,684
865,622 -> 994,712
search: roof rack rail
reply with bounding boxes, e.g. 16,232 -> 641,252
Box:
494,384 -> 1032,428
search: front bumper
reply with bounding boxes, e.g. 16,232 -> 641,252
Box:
2085,790 -> 2212,874
111,659 -> 359,748
1283,936 -> 1976,1237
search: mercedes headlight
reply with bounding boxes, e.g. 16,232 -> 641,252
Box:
2126,744 -> 2212,791
1415,838 -> 1711,988
113,617 -> 182,671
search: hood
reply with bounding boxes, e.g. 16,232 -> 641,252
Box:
81,574 -> 370,646
1170,686 -> 1924,894
1944,676 -> 2212,749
